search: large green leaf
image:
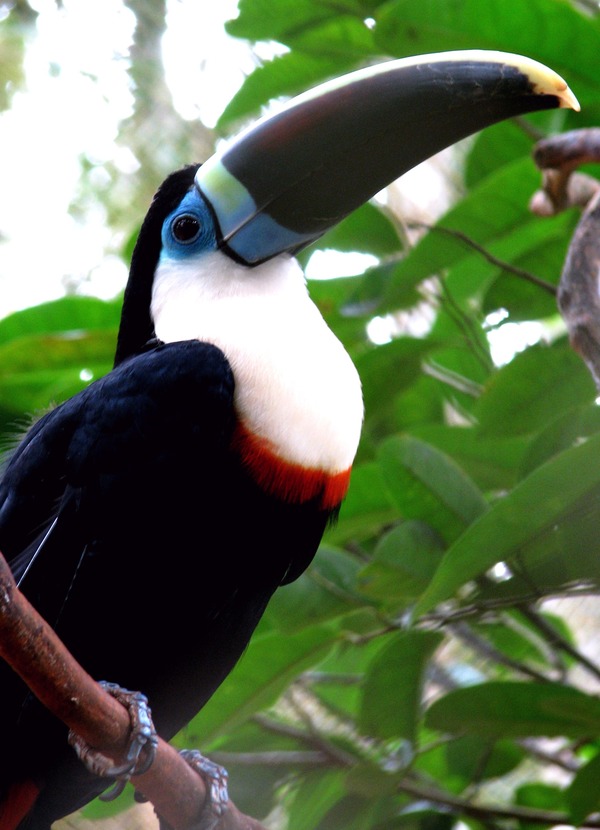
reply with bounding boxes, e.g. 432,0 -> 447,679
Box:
412,424 -> 529,491
426,681 -> 600,739
0,297 -> 119,415
182,625 -> 337,746
373,0 -> 600,108
287,769 -> 347,830
475,340 -> 595,438
516,782 -> 567,815
0,331 -> 115,415
414,431 -> 600,615
566,749 -> 600,825
227,0 -> 365,43
326,462 -> 396,545
218,51 -> 358,128
304,202 -> 401,260
359,629 -> 443,742
310,636 -> 393,720
356,339 -> 439,437
377,435 -> 488,543
221,8 -> 375,127
313,794 -> 401,830
519,405 -> 600,476
0,296 -> 120,345
444,736 -> 525,782
358,521 -> 445,604
266,545 -> 367,633
465,120 -> 534,189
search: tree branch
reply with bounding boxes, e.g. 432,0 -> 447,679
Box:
396,776 -> 600,828
0,550 -> 267,830
531,128 -> 600,390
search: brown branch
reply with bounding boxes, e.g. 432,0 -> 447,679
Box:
447,622 -> 553,684
517,603 -> 600,684
396,777 -> 600,828
556,188 -> 600,390
530,129 -> 600,216
0,551 -> 266,830
531,128 -> 600,390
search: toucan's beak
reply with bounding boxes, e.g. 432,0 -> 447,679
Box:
196,50 -> 579,265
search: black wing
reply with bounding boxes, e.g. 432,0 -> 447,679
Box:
0,338 -> 329,828
0,340 -> 238,821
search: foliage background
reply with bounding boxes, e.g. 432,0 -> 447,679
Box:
3,1 -> 600,828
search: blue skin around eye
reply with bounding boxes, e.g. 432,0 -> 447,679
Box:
160,188 -> 218,261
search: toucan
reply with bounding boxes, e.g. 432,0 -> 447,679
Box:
0,51 -> 577,829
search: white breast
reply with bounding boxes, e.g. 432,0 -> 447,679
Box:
151,251 -> 363,473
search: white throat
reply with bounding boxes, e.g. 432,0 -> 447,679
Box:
151,251 -> 363,473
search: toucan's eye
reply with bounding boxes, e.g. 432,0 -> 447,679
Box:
172,214 -> 201,244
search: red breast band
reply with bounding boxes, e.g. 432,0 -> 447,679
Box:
232,423 -> 351,510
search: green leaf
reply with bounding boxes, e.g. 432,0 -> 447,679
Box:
326,462 -> 396,545
520,405 -> 600,476
0,296 -> 120,345
285,14 -> 376,58
0,297 -> 119,416
310,636 -> 394,719
516,782 -> 567,813
183,625 -> 337,746
441,211 -> 576,321
313,794 -> 397,830
360,629 -> 443,742
357,339 -> 440,438
465,120 -> 534,189
377,435 -> 488,543
373,0 -> 600,108
266,545 -> 367,632
426,681 -> 600,739
227,0 -> 364,43
414,431 -> 600,615
218,52 -> 355,128
287,769 -> 347,830
475,341 -> 596,438
412,424 -> 529,492
381,158 -> 544,309
305,202 -> 401,259
444,736 -> 525,782
213,721 -> 305,817
0,331 -> 115,415
566,750 -> 600,825
472,620 -> 550,670
358,521 -> 445,603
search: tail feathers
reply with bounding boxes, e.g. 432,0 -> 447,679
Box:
0,780 -> 40,830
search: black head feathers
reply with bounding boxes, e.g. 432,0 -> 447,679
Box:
114,164 -> 201,366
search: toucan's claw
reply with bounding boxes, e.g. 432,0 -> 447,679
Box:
68,681 -> 158,801
172,749 -> 229,830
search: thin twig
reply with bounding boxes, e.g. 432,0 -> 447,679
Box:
209,751 -> 329,768
448,622 -> 553,683
408,221 -> 557,295
518,603 -> 600,683
397,776 -> 600,827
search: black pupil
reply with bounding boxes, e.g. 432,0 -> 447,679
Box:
173,215 -> 200,242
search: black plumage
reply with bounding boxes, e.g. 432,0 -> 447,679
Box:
0,170 -> 333,828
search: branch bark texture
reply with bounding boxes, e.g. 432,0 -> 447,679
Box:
532,128 -> 600,389
0,551 -> 266,830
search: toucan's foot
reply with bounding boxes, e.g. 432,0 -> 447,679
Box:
68,681 -> 158,801
157,749 -> 229,830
